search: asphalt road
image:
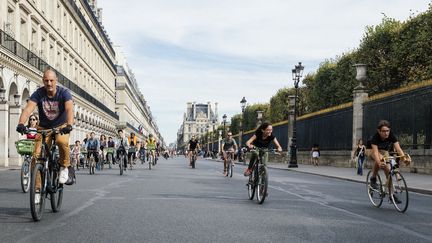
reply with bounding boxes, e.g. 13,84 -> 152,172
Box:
1,157 -> 431,243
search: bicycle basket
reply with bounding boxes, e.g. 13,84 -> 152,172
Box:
106,147 -> 114,154
15,139 -> 35,155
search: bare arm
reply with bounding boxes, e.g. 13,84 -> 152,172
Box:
272,137 -> 283,152
65,100 -> 74,126
371,144 -> 382,165
245,135 -> 256,149
18,100 -> 37,124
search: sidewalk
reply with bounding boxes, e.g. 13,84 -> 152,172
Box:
209,158 -> 432,195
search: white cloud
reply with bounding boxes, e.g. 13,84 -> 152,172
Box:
99,0 -> 431,143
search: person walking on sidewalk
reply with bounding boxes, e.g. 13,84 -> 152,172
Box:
243,122 -> 283,176
311,144 -> 320,166
353,139 -> 366,175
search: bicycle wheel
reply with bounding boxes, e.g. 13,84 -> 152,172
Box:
389,172 -> 409,213
192,156 -> 196,169
119,155 -> 124,175
247,171 -> 255,200
149,156 -> 152,170
21,157 -> 31,193
228,156 -> 233,178
256,166 -> 268,204
366,170 -> 383,208
50,168 -> 63,212
30,163 -> 46,221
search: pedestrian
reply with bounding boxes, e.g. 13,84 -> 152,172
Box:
311,144 -> 320,166
353,139 -> 366,175
100,134 -> 107,170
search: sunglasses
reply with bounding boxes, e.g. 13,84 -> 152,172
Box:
29,118 -> 37,121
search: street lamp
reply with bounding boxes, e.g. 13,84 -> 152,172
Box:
239,97 -> 247,162
13,93 -> 21,106
288,62 -> 304,168
256,110 -> 263,126
222,114 -> 227,137
0,88 -> 6,102
218,130 -> 222,153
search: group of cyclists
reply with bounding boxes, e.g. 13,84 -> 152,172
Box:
14,68 -> 413,219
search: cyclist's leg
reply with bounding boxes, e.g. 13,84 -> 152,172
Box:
247,151 -> 258,170
262,151 -> 269,166
222,151 -> 227,172
31,132 -> 45,189
55,130 -> 71,168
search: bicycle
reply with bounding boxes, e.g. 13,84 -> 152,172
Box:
225,150 -> 235,178
148,149 -> 156,170
106,147 -> 115,169
87,150 -> 97,175
80,147 -> 87,169
27,128 -> 66,221
366,154 -> 410,213
117,147 -> 126,175
190,150 -> 197,169
247,148 -> 274,204
15,139 -> 35,193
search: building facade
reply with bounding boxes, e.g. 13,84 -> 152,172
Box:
177,102 -> 219,149
0,0 -> 161,167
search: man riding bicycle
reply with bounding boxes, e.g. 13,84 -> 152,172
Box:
368,120 -> 411,203
187,135 -> 200,166
85,132 -> 100,170
16,68 -> 74,189
116,129 -> 129,171
145,134 -> 157,162
222,132 -> 238,176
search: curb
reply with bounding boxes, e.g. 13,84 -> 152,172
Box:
206,158 -> 432,196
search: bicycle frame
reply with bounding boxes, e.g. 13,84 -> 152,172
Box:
37,129 -> 61,194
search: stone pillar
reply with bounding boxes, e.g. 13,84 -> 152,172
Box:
8,105 -> 21,166
287,95 -> 296,152
352,86 -> 368,150
0,102 -> 9,167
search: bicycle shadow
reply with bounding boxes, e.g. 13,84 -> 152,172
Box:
0,207 -> 32,223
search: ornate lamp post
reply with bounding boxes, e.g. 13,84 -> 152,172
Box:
256,110 -> 263,127
288,62 -> 304,168
0,88 -> 6,103
222,114 -> 227,137
239,97 -> 247,162
13,93 -> 21,106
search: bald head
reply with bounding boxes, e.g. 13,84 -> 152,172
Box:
42,68 -> 57,95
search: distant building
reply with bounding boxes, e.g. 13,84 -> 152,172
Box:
177,102 -> 219,149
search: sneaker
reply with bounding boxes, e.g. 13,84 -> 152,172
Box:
35,193 -> 41,204
244,168 -> 252,177
392,194 -> 402,204
59,167 -> 69,184
370,177 -> 378,190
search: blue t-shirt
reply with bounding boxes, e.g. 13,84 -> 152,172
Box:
29,85 -> 72,128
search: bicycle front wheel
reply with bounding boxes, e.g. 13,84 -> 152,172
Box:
149,156 -> 152,170
256,166 -> 268,204
366,170 -> 383,208
247,171 -> 255,200
21,158 -> 31,193
30,163 -> 46,221
50,168 -> 63,212
119,155 -> 124,175
390,172 -> 409,213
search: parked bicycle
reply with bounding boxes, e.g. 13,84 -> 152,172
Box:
27,128 -> 67,221
366,153 -> 410,213
247,148 -> 277,204
15,139 -> 35,193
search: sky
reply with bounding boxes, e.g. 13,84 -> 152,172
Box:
99,0 -> 431,144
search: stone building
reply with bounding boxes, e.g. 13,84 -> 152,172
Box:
177,102 -> 219,149
0,0 -> 161,167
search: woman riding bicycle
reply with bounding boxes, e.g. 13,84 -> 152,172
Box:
244,122 -> 282,176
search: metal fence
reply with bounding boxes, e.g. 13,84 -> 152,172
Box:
363,85 -> 432,149
296,107 -> 353,151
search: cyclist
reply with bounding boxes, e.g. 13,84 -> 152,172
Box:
107,136 -> 115,164
368,120 -> 411,203
222,132 -> 238,176
16,68 -> 74,193
145,134 -> 157,163
71,140 -> 81,171
244,122 -> 282,176
187,135 -> 200,166
85,132 -> 100,170
116,129 -> 129,171
127,133 -> 137,167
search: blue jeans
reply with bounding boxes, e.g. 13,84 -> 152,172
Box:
357,156 -> 365,175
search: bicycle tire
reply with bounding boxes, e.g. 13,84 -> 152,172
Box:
366,170 -> 383,208
256,166 -> 268,204
30,163 -> 45,221
50,168 -> 63,212
228,155 -> 233,178
149,156 -> 152,170
247,167 -> 256,200
390,171 -> 409,213
119,155 -> 124,175
20,158 -> 31,193
192,155 -> 196,169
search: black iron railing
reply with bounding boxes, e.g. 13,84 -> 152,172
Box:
0,29 -> 119,120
